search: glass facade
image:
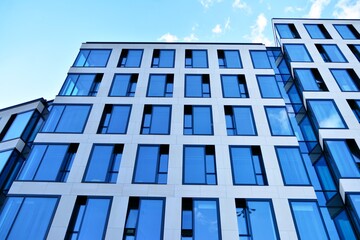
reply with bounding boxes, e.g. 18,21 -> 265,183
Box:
109,74 -> 138,97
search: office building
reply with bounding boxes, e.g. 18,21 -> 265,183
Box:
0,18 -> 360,239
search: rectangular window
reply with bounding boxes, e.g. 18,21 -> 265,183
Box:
257,75 -> 281,98
109,74 -> 138,97
18,144 -> 77,182
331,69 -> 360,92
225,106 -> 257,136
141,105 -> 171,134
307,100 -> 347,129
124,197 -> 165,239
0,110 -> 37,142
181,198 -> 221,240
294,68 -> 328,91
118,49 -> 143,67
275,147 -> 310,185
0,150 -> 23,192
275,23 -> 300,39
98,105 -> 131,134
230,146 -> 267,185
152,49 -> 175,68
184,105 -> 213,135
147,74 -> 173,97
41,105 -> 91,133
133,145 -> 168,184
348,100 -> 360,122
221,75 -> 248,98
236,199 -> 279,239
217,50 -> 242,68
290,201 -> 329,239
59,74 -> 102,96
0,196 -> 59,239
73,49 -> 111,67
316,44 -> 347,62
304,24 -> 331,39
183,145 -> 217,185
185,49 -> 208,68
265,107 -> 294,136
334,24 -> 360,39
250,50 -> 272,68
65,196 -> 111,239
284,44 -> 313,62
83,144 -> 123,183
185,74 -> 210,98
348,44 -> 360,61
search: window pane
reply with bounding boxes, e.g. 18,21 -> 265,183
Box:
307,100 -> 346,129
305,24 -> 327,39
148,75 -> 167,97
107,105 -> 131,134
73,50 -> 89,67
275,24 -> 298,39
257,76 -> 281,98
224,50 -> 242,68
233,107 -> 257,135
192,50 -> 208,68
266,107 -> 294,136
137,199 -> 164,239
159,50 -> 175,67
321,45 -> 347,62
284,44 -> 312,62
222,75 -> 241,97
109,74 -> 132,96
194,200 -> 220,240
0,150 -> 12,174
250,51 -> 272,68
2,111 -> 33,141
193,106 -> 213,135
185,75 -> 203,97
294,69 -> 322,91
184,146 -> 206,184
85,50 -> 111,67
230,147 -> 256,184
126,50 -> 143,67
134,146 -> 159,183
150,106 -> 171,134
331,69 -> 359,91
84,145 -> 113,182
334,24 -> 360,39
57,105 -> 91,133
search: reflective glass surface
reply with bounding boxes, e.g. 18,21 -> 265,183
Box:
74,49 -> 111,67
304,24 -> 328,39
136,199 -> 165,239
194,200 -> 220,240
265,107 -> 294,136
193,106 -> 213,135
284,44 -> 313,62
257,75 -> 281,98
2,111 -> 33,141
331,69 -> 359,91
109,74 -> 137,97
307,100 -> 346,129
334,24 -> 360,39
250,51 -> 272,68
294,69 -> 322,91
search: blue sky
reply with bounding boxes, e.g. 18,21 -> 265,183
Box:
0,0 -> 359,108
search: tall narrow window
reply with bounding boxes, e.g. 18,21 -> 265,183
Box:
185,74 -> 210,97
347,100 -> 360,122
147,74 -> 173,97
183,145 -> 217,185
109,74 -> 138,97
185,50 -> 208,68
184,105 -> 213,135
98,105 -> 131,134
217,50 -> 242,68
275,147 -> 310,185
307,100 -> 347,129
275,23 -> 300,39
334,24 -> 360,39
83,144 -> 123,183
348,194 -> 360,231
18,144 -> 78,182
284,44 -> 313,62
250,50 -> 272,68
294,68 -> 328,91
152,49 -> 175,68
230,146 -> 267,185
316,44 -> 347,63
133,145 -> 169,184
265,107 -> 294,136
221,75 -> 248,98
118,49 -> 143,67
331,69 -> 360,92
124,197 -> 165,239
257,75 -> 281,98
65,196 -> 112,239
348,44 -> 360,62
73,49 -> 111,67
225,106 -> 257,136
236,199 -> 279,239
141,105 -> 171,134
304,24 -> 331,39
0,196 -> 59,240
181,198 -> 221,240
59,74 -> 102,96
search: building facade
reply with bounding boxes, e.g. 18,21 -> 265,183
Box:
0,18 -> 360,239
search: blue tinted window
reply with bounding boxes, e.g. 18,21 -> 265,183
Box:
185,74 -> 210,98
60,74 -> 101,96
304,24 -> 331,39
184,106 -> 213,135
349,45 -> 360,61
41,105 -> 91,133
1,110 -> 33,141
265,107 -> 294,136
183,145 -> 216,185
331,69 -> 360,91
73,49 -> 111,67
118,49 -> 143,67
217,50 -> 242,68
66,197 -> 111,239
133,145 -> 168,184
152,49 -> 175,68
276,147 -> 310,185
109,74 -> 137,97
236,199 -> 279,239
83,144 -> 122,183
221,75 -> 248,98
0,150 -> 12,175
316,44 -> 347,62
98,105 -> 131,134
0,196 -> 58,239
348,100 -> 360,122
185,50 -> 208,68
18,144 -> 77,182
124,197 -> 165,239
307,100 -> 347,129
334,24 -> 360,39
250,50 -> 272,68
230,146 -> 266,185
225,106 -> 257,136
294,68 -> 327,91
257,75 -> 281,98
348,194 -> 360,230
275,24 -> 300,39
290,201 -> 329,240
284,44 -> 313,62
141,105 -> 171,134
147,74 -> 173,97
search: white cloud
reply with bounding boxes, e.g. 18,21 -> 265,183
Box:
333,0 -> 360,19
232,0 -> 248,9
225,17 -> 231,30
184,33 -> 199,42
158,33 -> 178,42
199,0 -> 222,8
305,0 -> 330,18
212,24 -> 222,34
285,6 -> 304,13
245,13 -> 272,46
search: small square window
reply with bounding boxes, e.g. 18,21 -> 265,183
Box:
118,49 -> 143,67
152,49 -> 175,68
141,105 -> 171,135
184,105 -> 213,135
225,106 -> 257,136
185,50 -> 208,68
347,100 -> 360,122
185,74 -> 210,98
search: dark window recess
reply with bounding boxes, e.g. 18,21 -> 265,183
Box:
348,45 -> 360,61
348,100 -> 360,122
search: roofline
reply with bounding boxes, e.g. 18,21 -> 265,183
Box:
0,98 -> 47,112
272,18 -> 360,21
84,41 -> 265,46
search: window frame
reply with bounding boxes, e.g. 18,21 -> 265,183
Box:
184,105 -> 214,135
221,74 -> 249,98
73,49 -> 112,67
224,106 -> 257,136
108,73 -> 138,97
59,73 -> 102,96
256,75 -> 282,98
185,49 -> 209,68
330,68 -> 360,92
151,49 -> 175,68
265,106 -> 295,136
118,49 -> 144,68
304,24 -> 331,39
275,23 -> 300,39
217,49 -> 242,68
334,24 -> 360,40
250,50 -> 272,69
97,104 -> 132,134
140,105 -> 172,135
185,74 -> 211,98
283,44 -> 313,62
147,74 -> 174,97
